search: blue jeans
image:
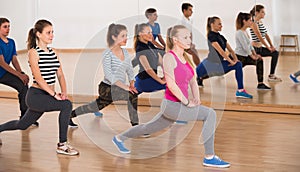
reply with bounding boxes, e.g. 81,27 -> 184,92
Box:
196,59 -> 244,89
134,76 -> 166,93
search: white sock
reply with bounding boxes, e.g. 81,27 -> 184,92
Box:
205,155 -> 214,159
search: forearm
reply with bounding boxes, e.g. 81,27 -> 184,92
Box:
146,69 -> 164,84
0,61 -> 21,77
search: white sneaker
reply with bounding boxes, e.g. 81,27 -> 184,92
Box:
56,142 -> 79,156
268,75 -> 282,82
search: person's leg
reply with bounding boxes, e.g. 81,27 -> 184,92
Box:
294,70 -> 300,77
290,70 -> 300,83
72,82 -> 113,117
134,77 -> 166,93
0,72 -> 28,117
111,85 -> 139,126
222,61 -> 244,90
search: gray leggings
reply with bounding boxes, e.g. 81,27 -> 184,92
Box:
294,70 -> 300,77
0,87 -> 72,143
119,99 -> 216,155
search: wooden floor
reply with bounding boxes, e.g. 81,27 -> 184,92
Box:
0,98 -> 300,172
1,52 -> 300,171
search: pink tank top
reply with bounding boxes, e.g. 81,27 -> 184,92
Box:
165,50 -> 194,102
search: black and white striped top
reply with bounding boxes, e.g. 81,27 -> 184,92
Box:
33,47 -> 60,85
250,21 -> 268,42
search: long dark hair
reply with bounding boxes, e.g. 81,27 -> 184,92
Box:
236,12 -> 251,30
106,23 -> 127,47
27,19 -> 52,50
206,16 -> 220,37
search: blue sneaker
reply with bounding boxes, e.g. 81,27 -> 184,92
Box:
175,120 -> 188,124
236,90 -> 253,99
112,136 -> 130,154
203,155 -> 230,168
289,74 -> 300,84
94,111 -> 103,117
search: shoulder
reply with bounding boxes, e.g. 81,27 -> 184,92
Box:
28,48 -> 39,60
102,48 -> 112,57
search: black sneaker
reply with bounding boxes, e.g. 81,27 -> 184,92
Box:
69,119 -> 78,128
257,83 -> 271,90
197,78 -> 204,87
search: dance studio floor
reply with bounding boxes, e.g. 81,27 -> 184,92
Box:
0,51 -> 300,171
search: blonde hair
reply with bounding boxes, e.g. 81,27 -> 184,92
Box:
166,25 -> 194,68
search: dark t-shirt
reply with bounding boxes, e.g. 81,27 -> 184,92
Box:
207,31 -> 227,63
136,41 -> 159,79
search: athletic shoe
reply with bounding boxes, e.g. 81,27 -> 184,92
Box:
56,142 -> 79,156
175,120 -> 188,124
69,119 -> 78,128
94,111 -> 103,117
268,75 -> 282,82
197,78 -> 204,87
289,74 -> 300,84
140,134 -> 151,138
31,122 -> 39,127
236,90 -> 253,99
203,155 -> 230,168
112,136 -> 130,154
257,83 -> 271,90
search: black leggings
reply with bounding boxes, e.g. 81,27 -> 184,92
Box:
237,54 -> 264,83
254,47 -> 279,75
0,87 -> 72,143
73,82 -> 138,126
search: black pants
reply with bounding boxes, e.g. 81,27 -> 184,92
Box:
254,47 -> 279,75
73,82 -> 139,126
236,54 -> 264,83
0,72 -> 28,117
0,87 -> 72,143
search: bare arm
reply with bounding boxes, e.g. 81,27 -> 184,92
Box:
0,55 -> 28,84
226,43 -> 238,62
139,55 -> 165,84
53,49 -> 68,99
163,53 -> 188,105
28,49 -> 56,96
211,42 -> 235,65
250,23 -> 271,49
157,34 -> 166,48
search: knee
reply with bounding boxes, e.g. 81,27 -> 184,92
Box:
63,100 -> 72,111
207,108 -> 216,121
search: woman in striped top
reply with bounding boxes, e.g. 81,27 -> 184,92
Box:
0,19 -> 79,156
250,4 -> 281,82
70,24 -> 140,126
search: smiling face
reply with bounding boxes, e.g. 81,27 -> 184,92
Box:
211,18 -> 222,32
113,29 -> 128,47
0,22 -> 10,37
139,26 -> 153,42
148,12 -> 158,22
244,18 -> 253,28
256,8 -> 266,19
37,25 -> 54,44
173,28 -> 191,49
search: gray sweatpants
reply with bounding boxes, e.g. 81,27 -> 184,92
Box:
119,99 -> 216,155
294,70 -> 300,77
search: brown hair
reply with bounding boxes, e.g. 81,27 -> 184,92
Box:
206,16 -> 220,37
145,8 -> 157,18
0,18 -> 10,27
106,23 -> 127,47
250,4 -> 265,17
133,23 -> 149,50
166,25 -> 194,68
236,12 -> 251,30
27,19 -> 52,50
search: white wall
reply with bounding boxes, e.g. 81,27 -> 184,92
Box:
1,0 -> 282,50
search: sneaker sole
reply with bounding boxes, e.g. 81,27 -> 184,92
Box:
203,163 -> 230,168
140,134 -> 151,138
112,139 -> 131,154
257,88 -> 272,90
68,125 -> 78,128
235,96 -> 253,99
56,149 -> 79,156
